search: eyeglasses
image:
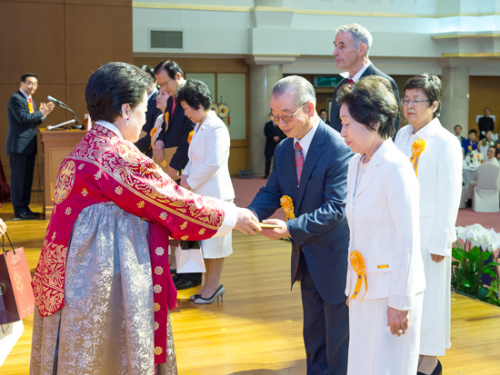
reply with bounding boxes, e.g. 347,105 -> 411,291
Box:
401,98 -> 431,105
268,102 -> 308,123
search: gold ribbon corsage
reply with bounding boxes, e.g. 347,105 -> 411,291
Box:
165,112 -> 169,124
350,250 -> 368,300
188,130 -> 194,144
410,138 -> 426,177
280,195 -> 295,221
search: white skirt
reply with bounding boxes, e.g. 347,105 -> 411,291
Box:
419,249 -> 451,356
347,293 -> 423,375
200,198 -> 233,259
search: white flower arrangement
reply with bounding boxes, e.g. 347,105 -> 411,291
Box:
463,150 -> 482,169
456,224 -> 500,252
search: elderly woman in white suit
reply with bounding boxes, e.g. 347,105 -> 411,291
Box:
395,74 -> 462,375
337,76 -> 426,375
177,79 -> 235,304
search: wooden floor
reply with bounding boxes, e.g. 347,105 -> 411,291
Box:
1,201 -> 500,374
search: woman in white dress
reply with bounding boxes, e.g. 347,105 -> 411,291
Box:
177,79 -> 235,304
337,76 -> 426,374
395,74 -> 462,375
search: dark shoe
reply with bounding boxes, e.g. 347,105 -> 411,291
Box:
14,212 -> 40,220
28,209 -> 41,218
172,274 -> 183,283
466,199 -> 472,208
175,279 -> 201,290
263,175 -> 269,179
194,285 -> 225,304
417,360 -> 442,375
170,268 -> 176,275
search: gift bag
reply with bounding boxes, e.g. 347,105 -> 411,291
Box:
175,240 -> 206,273
0,234 -> 35,324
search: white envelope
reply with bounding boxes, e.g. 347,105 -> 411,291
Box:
175,245 -> 206,273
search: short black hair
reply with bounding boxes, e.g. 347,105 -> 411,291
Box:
336,75 -> 398,139
488,146 -> 496,153
404,74 -> 442,118
319,109 -> 327,115
176,79 -> 212,110
85,62 -> 153,123
139,65 -> 155,81
454,124 -> 462,130
21,73 -> 37,82
468,129 -> 477,135
154,60 -> 184,80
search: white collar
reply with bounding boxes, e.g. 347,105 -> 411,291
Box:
19,89 -> 30,100
96,120 -> 124,140
294,117 -> 319,160
339,62 -> 372,82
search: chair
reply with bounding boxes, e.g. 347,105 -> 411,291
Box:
472,163 -> 500,212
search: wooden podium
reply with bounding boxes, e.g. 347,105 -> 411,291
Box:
40,128 -> 87,215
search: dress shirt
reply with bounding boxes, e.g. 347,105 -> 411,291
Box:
19,88 -> 30,101
339,62 -> 372,83
294,117 -> 319,161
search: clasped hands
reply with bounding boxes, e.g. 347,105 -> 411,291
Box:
234,211 -> 290,239
39,102 -> 55,117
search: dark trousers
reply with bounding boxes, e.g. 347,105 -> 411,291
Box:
8,152 -> 36,215
264,155 -> 273,176
301,253 -> 349,375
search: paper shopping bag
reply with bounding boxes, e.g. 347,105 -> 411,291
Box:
0,234 -> 35,324
175,241 -> 206,273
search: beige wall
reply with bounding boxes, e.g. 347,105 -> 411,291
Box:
0,0 -> 133,187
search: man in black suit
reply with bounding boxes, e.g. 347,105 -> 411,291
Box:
134,65 -> 162,158
318,109 -> 330,125
478,107 -> 494,140
331,23 -> 400,134
152,60 -> 200,290
263,120 -> 286,179
6,73 -> 54,220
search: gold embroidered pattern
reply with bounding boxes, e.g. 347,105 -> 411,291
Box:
180,221 -> 188,230
137,201 -> 145,208
94,170 -> 102,180
154,347 -> 163,355
154,266 -> 163,275
153,285 -> 162,293
78,163 -> 84,170
81,188 -> 88,197
54,161 -> 76,205
51,232 -> 56,241
181,235 -> 189,241
199,228 -> 206,235
154,321 -> 159,330
159,212 -> 167,220
115,186 -> 123,195
154,303 -> 160,312
155,247 -> 165,256
65,207 -> 72,215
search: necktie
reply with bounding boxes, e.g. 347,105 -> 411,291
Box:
346,79 -> 355,85
171,97 -> 176,116
28,97 -> 34,114
295,141 -> 304,184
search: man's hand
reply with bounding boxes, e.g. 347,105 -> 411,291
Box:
180,174 -> 190,190
39,102 -> 55,116
234,208 -> 261,235
431,254 -> 445,263
273,136 -> 280,142
154,140 -> 165,163
0,219 -> 6,236
260,219 -> 290,240
387,307 -> 409,337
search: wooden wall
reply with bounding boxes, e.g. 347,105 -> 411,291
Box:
134,56 -> 250,175
0,0 -> 133,187
469,76 -> 500,134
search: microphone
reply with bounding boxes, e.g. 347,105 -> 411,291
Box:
47,95 -> 65,106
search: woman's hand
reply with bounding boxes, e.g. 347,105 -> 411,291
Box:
180,174 -> 191,190
153,140 -> 165,163
0,219 -> 6,236
234,208 -> 262,235
387,307 -> 409,337
431,254 -> 445,263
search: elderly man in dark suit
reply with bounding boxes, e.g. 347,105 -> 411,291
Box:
248,76 -> 353,375
6,73 -> 54,220
134,65 -> 162,158
330,23 -> 400,135
263,120 -> 286,179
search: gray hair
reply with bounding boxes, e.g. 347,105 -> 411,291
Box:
336,23 -> 373,56
272,75 -> 316,106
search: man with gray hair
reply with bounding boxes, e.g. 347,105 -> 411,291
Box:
330,23 -> 400,134
248,75 -> 353,375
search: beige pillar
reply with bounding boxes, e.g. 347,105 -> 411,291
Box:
248,64 -> 283,176
440,66 -> 469,133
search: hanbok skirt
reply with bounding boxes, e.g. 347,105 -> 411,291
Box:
347,293 -> 423,375
30,202 -> 177,375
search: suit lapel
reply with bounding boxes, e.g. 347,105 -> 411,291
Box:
285,139 -> 299,196
294,125 -> 325,212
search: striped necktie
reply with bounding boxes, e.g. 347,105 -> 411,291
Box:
295,141 -> 304,184
28,97 -> 34,114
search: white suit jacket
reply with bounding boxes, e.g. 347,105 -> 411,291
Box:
345,139 -> 425,311
183,111 -> 235,200
395,118 -> 463,256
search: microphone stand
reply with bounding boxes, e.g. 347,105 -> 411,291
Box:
54,101 -> 83,129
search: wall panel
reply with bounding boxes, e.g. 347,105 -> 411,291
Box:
468,76 -> 500,134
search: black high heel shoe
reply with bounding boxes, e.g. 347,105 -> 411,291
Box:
417,359 -> 442,375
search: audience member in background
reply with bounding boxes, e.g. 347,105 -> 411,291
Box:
395,74 -> 462,375
149,88 -> 169,150
461,129 -> 478,155
497,148 -> 500,161
478,107 -> 494,140
338,75 -> 425,375
134,65 -> 162,158
454,124 -> 465,144
178,79 -> 235,304
466,146 -> 499,204
330,23 -> 400,134
479,130 -> 498,159
153,60 -> 195,181
319,109 -> 330,125
6,73 -> 54,220
263,119 -> 286,179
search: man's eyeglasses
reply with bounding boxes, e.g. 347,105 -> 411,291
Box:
401,98 -> 431,105
268,102 -> 308,123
